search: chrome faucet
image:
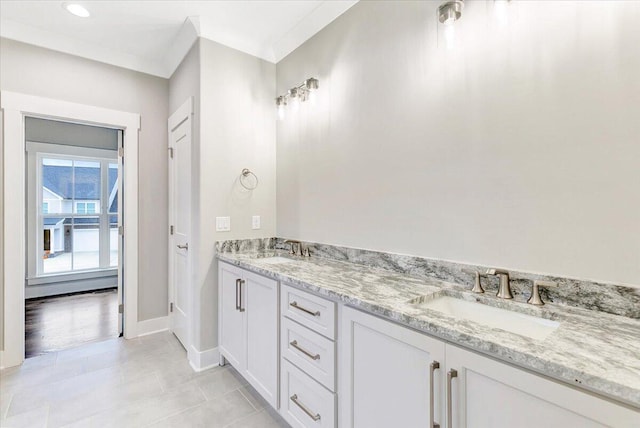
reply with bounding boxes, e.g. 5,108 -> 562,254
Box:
284,239 -> 303,256
485,268 -> 513,299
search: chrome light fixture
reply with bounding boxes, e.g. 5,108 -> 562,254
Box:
438,1 -> 464,25
275,77 -> 319,119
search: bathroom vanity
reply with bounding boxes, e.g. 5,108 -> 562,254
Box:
217,247 -> 639,428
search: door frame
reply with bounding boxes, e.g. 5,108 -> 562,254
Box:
0,91 -> 140,368
167,97 -> 193,355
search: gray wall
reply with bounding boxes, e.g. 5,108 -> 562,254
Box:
276,1 -> 640,286
198,39 -> 276,351
0,38 -> 170,322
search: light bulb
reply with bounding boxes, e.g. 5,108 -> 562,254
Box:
288,88 -> 300,112
276,96 -> 287,120
64,3 -> 90,18
494,0 -> 509,27
444,24 -> 456,50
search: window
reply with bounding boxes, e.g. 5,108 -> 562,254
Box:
38,155 -> 119,275
75,202 -> 97,214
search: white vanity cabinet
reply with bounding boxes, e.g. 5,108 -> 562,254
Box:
339,306 -> 446,428
280,284 -> 338,428
445,344 -> 639,428
340,306 -> 639,428
218,262 -> 279,408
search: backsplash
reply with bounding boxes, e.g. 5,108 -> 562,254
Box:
216,237 -> 640,319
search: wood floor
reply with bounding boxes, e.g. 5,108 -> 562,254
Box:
25,288 -> 119,358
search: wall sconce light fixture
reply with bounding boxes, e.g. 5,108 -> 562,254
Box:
276,77 -> 319,119
438,0 -> 464,25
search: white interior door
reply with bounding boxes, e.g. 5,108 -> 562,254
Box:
168,104 -> 192,348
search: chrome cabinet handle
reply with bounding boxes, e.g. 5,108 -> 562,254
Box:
447,369 -> 458,428
290,301 -> 320,317
290,394 -> 320,421
238,279 -> 245,312
290,340 -> 320,361
430,361 -> 441,428
177,243 -> 188,250
235,279 -> 240,311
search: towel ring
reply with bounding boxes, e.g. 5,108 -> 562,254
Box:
240,168 -> 259,190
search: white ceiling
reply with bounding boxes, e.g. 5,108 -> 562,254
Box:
0,0 -> 358,78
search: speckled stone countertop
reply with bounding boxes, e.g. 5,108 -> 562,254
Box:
217,250 -> 640,408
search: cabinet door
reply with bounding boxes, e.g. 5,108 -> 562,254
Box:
445,344 -> 639,428
218,262 -> 246,369
245,270 -> 279,408
340,307 -> 446,428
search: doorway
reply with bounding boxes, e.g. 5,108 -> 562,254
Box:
1,91 -> 140,369
23,118 -> 124,357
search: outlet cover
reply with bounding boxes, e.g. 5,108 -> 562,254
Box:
252,215 -> 261,230
216,216 -> 231,232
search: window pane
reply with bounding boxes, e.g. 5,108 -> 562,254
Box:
42,202 -> 49,214
74,160 -> 101,214
110,215 -> 118,267
42,218 -> 72,273
72,217 -> 100,270
42,158 -> 73,214
108,163 -> 118,214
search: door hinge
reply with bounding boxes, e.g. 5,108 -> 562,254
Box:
118,225 -> 124,236
118,147 -> 124,157
170,302 -> 174,312
118,304 -> 124,314
168,147 -> 174,159
170,225 -> 174,235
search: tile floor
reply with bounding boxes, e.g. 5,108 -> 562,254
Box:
0,332 -> 289,428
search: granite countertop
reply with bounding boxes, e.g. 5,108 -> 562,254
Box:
217,250 -> 640,408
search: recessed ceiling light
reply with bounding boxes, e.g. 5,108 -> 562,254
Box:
64,3 -> 91,18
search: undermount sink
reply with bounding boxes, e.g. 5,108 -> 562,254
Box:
411,295 -> 560,341
258,256 -> 297,264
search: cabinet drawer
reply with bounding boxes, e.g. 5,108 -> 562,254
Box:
282,317 -> 336,391
281,284 -> 336,340
281,359 -> 336,428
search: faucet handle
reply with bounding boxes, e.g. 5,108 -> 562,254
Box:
485,268 -> 509,276
284,239 -> 300,255
527,280 -> 558,306
461,269 -> 485,293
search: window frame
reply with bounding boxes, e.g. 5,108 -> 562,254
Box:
28,143 -> 118,277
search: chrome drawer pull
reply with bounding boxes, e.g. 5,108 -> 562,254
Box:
430,361 -> 441,428
235,279 -> 240,310
290,340 -> 320,360
290,394 -> 321,421
238,279 -> 245,312
290,301 -> 320,317
447,369 -> 458,428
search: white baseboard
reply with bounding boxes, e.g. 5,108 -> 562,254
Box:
136,316 -> 169,337
26,278 -> 117,299
188,345 -> 219,372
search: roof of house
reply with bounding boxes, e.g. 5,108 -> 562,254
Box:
43,165 -> 117,201
44,218 -> 64,226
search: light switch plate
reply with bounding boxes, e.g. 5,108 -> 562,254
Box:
216,216 -> 231,232
252,215 -> 261,230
